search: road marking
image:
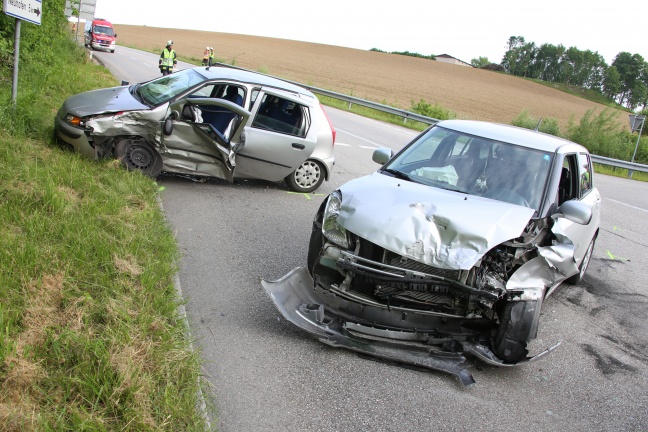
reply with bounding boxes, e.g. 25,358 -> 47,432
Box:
335,142 -> 351,146
360,145 -> 379,149
287,192 -> 325,200
607,198 -> 648,213
606,250 -> 629,261
336,127 -> 382,146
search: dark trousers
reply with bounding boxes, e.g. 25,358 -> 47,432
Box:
160,66 -> 173,76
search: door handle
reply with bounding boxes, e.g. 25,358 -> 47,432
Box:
292,143 -> 305,150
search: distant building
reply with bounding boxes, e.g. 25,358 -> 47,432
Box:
435,54 -> 474,67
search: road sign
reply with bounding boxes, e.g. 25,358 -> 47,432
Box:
2,0 -> 42,25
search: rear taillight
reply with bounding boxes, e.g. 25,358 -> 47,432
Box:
320,103 -> 336,146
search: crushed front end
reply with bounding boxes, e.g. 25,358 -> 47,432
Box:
262,188 -> 563,385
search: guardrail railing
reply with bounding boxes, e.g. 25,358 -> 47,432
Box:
217,63 -> 648,175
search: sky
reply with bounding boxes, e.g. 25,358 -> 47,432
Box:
92,0 -> 647,66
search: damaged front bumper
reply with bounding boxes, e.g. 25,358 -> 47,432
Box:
261,267 -> 560,386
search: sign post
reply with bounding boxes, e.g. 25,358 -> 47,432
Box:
2,0 -> 42,107
628,114 -> 646,178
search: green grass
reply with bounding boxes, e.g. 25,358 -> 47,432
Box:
0,2 -> 211,429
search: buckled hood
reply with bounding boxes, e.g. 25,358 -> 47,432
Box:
337,172 -> 536,269
63,86 -> 147,118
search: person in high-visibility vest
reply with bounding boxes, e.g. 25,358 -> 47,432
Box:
202,47 -> 210,66
209,47 -> 215,66
159,40 -> 177,76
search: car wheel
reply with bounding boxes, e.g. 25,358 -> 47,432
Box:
492,300 -> 541,363
286,160 -> 325,193
566,236 -> 596,285
115,138 -> 163,178
110,50 -> 115,53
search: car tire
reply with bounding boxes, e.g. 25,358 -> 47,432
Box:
492,300 -> 541,363
111,50 -> 115,53
115,138 -> 163,178
285,159 -> 325,193
565,236 -> 596,285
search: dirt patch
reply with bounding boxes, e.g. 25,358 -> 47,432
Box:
114,24 -> 627,130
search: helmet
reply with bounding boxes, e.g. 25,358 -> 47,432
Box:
167,40 -> 174,46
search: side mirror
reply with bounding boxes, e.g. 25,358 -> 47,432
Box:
372,147 -> 393,165
114,34 -> 118,38
163,111 -> 179,136
556,200 -> 592,225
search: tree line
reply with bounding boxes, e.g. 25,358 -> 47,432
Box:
472,36 -> 647,111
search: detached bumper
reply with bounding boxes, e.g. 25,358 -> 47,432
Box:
261,267 -> 560,386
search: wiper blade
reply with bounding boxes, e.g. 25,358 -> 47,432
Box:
383,168 -> 412,181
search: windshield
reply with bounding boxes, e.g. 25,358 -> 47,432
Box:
93,26 -> 114,36
384,126 -> 552,210
136,69 -> 206,106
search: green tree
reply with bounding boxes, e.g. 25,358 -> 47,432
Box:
471,56 -> 490,68
603,66 -> 622,101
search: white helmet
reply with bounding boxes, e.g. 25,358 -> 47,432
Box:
167,40 -> 174,46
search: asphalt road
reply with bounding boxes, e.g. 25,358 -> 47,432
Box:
93,46 -> 648,431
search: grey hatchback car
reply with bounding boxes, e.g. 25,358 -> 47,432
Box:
263,120 -> 601,385
55,66 -> 336,192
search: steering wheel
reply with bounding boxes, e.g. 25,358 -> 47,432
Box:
484,188 -> 530,207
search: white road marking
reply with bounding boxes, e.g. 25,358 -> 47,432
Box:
607,198 -> 648,213
336,127 -> 381,146
360,145 -> 379,149
335,143 -> 351,146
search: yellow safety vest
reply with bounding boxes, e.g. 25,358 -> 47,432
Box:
161,48 -> 175,67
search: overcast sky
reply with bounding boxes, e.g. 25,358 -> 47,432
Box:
93,0 -> 646,65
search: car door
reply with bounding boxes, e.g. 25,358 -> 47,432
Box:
229,87 -> 317,182
555,153 -> 601,263
160,97 -> 250,180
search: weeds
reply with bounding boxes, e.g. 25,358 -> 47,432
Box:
0,1 -> 210,429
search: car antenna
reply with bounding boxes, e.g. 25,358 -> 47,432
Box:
534,118 -> 543,131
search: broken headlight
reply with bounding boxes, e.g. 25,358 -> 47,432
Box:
322,190 -> 350,248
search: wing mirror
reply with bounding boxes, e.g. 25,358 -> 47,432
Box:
163,110 -> 180,136
556,200 -> 592,225
372,148 -> 393,165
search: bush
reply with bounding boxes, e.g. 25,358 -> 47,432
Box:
481,63 -> 506,72
410,98 -> 456,121
511,110 -> 561,136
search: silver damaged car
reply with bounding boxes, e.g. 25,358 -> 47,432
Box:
262,120 -> 601,385
55,66 -> 336,192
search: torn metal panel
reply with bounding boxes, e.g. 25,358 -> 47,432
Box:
86,103 -> 168,150
337,172 -> 535,270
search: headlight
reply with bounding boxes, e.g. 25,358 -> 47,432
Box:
322,190 -> 350,248
64,114 -> 83,127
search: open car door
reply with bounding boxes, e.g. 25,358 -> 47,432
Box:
229,87 -> 318,182
160,97 -> 249,180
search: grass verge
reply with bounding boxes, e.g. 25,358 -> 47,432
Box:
0,2 -> 211,429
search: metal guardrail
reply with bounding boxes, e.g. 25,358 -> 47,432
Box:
218,63 -> 648,174
591,155 -> 648,173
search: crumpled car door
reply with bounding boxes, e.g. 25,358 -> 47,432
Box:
160,97 -> 249,180
229,87 -> 318,182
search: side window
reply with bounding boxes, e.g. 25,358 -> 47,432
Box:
187,84 -> 217,98
558,154 -> 579,205
577,152 -> 593,196
252,95 -> 309,137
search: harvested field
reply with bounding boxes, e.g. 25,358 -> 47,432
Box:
114,24 -> 628,130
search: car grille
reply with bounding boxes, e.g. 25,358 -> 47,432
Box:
383,249 -> 461,281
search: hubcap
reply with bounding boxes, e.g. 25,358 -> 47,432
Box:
295,161 -> 321,188
127,146 -> 154,170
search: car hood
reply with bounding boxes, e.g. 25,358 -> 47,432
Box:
337,172 -> 536,270
63,86 -> 148,117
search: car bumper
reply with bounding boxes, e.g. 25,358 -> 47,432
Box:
91,41 -> 115,51
261,267 -> 560,386
54,114 -> 95,159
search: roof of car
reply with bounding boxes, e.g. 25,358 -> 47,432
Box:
195,66 -> 316,99
436,120 -> 588,154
